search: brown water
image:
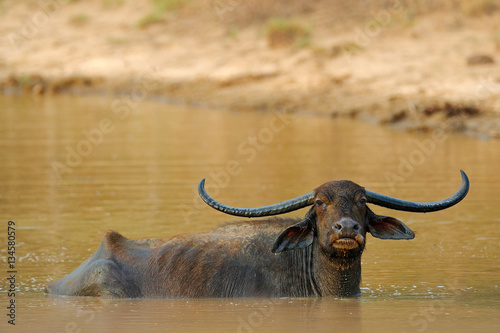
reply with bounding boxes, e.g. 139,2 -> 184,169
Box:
0,95 -> 499,332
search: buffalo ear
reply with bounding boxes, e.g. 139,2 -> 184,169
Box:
367,211 -> 415,240
272,208 -> 315,253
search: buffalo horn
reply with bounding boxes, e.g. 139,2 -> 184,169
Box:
198,170 -> 469,217
365,170 -> 469,212
198,179 -> 314,217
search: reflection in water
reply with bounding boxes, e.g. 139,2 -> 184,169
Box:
0,95 -> 499,332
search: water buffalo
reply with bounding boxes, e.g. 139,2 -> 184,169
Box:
45,171 -> 469,298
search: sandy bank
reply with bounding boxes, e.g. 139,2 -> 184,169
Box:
1,0 -> 499,138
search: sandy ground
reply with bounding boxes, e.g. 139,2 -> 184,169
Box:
1,0 -> 499,138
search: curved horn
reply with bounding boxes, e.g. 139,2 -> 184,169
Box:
366,170 -> 469,212
198,179 -> 314,217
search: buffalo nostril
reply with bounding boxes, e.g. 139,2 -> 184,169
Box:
334,219 -> 361,234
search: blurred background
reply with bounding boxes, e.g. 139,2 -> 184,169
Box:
1,0 -> 499,135
0,1 -> 499,332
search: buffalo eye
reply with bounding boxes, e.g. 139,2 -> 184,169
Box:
315,200 -> 325,208
356,198 -> 367,207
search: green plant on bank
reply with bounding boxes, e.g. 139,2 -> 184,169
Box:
103,0 -> 125,8
265,18 -> 311,48
69,13 -> 90,26
18,75 -> 30,85
137,0 -> 189,28
229,27 -> 239,40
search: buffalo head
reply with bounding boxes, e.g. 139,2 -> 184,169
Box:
198,171 -> 469,258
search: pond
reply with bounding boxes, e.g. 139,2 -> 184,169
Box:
0,95 -> 499,332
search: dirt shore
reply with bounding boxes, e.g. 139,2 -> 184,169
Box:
1,0 -> 499,138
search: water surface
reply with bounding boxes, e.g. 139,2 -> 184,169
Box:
0,95 -> 499,332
